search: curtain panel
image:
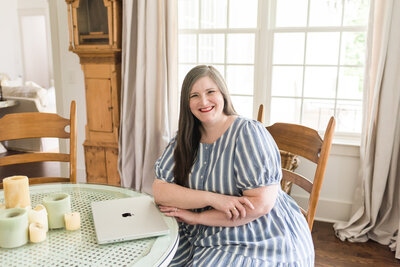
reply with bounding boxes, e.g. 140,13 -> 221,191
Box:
119,0 -> 178,194
334,0 -> 400,259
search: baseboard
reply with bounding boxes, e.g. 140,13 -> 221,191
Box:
291,194 -> 352,224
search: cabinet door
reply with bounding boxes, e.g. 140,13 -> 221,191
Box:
84,146 -> 107,184
85,78 -> 113,132
106,148 -> 120,186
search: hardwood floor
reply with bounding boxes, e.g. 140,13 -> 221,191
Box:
312,221 -> 400,267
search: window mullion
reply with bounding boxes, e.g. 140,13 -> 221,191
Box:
253,0 -> 273,123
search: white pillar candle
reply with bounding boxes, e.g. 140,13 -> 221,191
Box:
0,208 -> 29,248
42,193 -> 71,229
64,212 -> 81,231
29,222 -> 46,243
3,176 -> 31,209
28,204 -> 48,232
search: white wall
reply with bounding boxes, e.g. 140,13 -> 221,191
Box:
0,0 -> 22,79
292,143 -> 360,223
49,1 -> 87,181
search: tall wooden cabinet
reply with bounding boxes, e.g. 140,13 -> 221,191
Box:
65,0 -> 122,185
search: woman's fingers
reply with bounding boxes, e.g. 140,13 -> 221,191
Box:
233,197 -> 254,219
159,205 -> 179,213
225,210 -> 233,220
235,204 -> 246,218
230,207 -> 240,220
240,197 -> 255,210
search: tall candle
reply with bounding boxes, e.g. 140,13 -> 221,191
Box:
3,176 -> 31,209
64,212 -> 81,231
28,204 -> 48,232
0,208 -> 29,248
29,222 -> 46,243
42,193 -> 71,229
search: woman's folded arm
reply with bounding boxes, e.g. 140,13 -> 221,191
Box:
153,179 -> 212,209
153,179 -> 256,219
159,184 -> 279,226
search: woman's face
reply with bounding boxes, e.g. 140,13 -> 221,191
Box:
189,76 -> 226,127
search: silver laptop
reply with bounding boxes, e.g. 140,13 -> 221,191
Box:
91,196 -> 170,244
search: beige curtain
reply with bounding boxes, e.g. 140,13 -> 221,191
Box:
334,0 -> 400,259
119,0 -> 178,194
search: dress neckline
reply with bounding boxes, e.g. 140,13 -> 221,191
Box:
200,116 -> 240,145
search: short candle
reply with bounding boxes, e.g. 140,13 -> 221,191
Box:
3,176 -> 31,209
28,204 -> 48,232
64,212 -> 81,231
29,222 -> 46,243
42,193 -> 71,229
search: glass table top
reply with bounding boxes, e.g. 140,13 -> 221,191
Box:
0,183 -> 179,267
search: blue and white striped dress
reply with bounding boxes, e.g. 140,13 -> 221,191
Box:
155,117 -> 314,266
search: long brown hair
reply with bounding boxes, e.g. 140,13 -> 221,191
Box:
174,65 -> 236,186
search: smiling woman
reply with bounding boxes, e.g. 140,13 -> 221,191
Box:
152,65 -> 315,266
189,76 -> 231,139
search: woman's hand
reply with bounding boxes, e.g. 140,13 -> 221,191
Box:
209,194 -> 255,220
159,206 -> 199,225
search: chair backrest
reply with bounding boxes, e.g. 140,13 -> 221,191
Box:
0,101 -> 77,188
257,105 -> 335,230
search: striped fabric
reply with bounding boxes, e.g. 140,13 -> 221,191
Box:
155,117 -> 314,266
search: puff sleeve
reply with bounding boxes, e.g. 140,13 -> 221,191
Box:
154,137 -> 177,183
234,120 -> 282,191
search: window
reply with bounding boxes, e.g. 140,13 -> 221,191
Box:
178,0 -> 370,140
178,0 -> 258,119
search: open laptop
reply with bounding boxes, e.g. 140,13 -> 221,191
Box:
91,196 -> 170,244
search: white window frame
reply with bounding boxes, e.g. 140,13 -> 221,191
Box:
178,0 -> 258,116
179,0 -> 369,145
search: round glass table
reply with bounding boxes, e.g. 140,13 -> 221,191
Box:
0,183 -> 179,266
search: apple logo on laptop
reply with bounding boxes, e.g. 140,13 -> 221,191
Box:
122,212 -> 134,217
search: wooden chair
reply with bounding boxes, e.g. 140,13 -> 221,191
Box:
257,104 -> 335,230
258,104 -> 299,194
0,101 -> 77,188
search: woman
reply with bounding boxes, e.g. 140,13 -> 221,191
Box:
153,65 -> 314,266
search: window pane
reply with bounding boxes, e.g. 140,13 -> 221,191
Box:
199,34 -> 225,63
213,64 -> 225,79
304,67 -> 337,98
179,34 -> 197,63
270,97 -> 301,124
276,0 -> 308,27
271,66 -> 303,97
340,32 -> 366,65
309,0 -> 343,26
226,65 -> 254,95
231,96 -> 253,119
343,0 -> 370,26
302,99 -> 335,130
227,34 -> 255,64
306,32 -> 340,65
337,67 -> 364,100
179,0 -> 199,29
229,0 -> 257,28
273,33 -> 305,64
336,100 -> 362,132
200,0 -> 227,28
